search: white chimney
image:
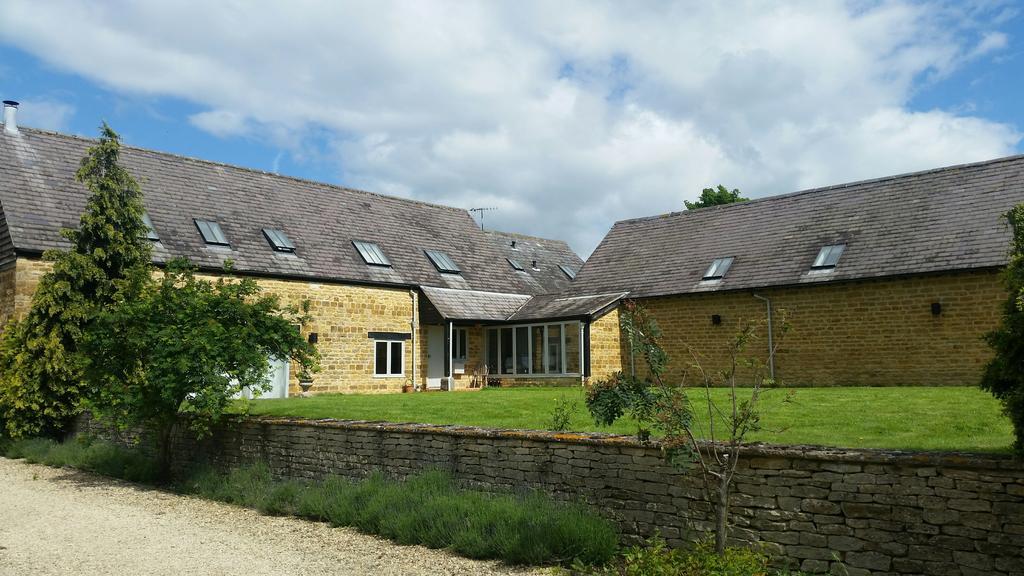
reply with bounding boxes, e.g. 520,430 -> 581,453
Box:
3,101 -> 19,135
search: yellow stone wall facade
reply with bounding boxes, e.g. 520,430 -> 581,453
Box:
588,307 -> 624,382
622,270 -> 1004,387
3,257 -> 420,395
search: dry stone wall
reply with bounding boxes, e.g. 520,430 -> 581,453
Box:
79,415 -> 1024,576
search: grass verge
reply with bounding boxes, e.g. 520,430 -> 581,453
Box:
2,436 -> 618,567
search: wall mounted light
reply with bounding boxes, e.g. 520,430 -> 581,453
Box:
930,303 -> 942,316
711,314 -> 722,325
308,332 -> 319,344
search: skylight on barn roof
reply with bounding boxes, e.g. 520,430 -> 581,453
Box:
425,249 -> 461,274
262,228 -> 295,253
354,241 -> 391,267
559,264 -> 577,279
141,212 -> 160,242
812,244 -> 845,269
194,219 -> 228,246
702,257 -> 734,280
507,258 -> 525,271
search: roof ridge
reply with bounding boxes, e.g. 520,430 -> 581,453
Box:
485,229 -> 571,245
15,126 -> 467,215
616,153 -> 1024,226
420,285 -> 532,299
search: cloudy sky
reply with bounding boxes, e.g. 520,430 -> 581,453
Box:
1,1 -> 1022,256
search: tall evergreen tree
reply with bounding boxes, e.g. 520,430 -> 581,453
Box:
0,124 -> 150,437
982,204 -> 1024,456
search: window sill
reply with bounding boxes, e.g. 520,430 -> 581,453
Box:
373,374 -> 406,378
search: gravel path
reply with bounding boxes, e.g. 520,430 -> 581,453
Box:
0,458 -> 550,576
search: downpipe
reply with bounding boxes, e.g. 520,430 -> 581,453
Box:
752,293 -> 775,382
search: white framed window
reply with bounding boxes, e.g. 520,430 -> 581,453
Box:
453,327 -> 468,373
484,321 -> 582,377
374,340 -> 404,377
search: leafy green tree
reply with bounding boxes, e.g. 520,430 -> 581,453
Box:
0,124 -> 151,438
982,204 -> 1024,456
84,260 -> 319,479
684,185 -> 749,210
586,300 -> 787,555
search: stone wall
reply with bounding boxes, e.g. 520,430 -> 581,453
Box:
81,415 -> 1024,576
632,270 -> 1005,387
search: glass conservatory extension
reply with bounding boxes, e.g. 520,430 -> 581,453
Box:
484,321 -> 583,377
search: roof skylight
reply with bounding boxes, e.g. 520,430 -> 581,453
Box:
194,219 -> 228,246
812,244 -> 846,269
354,241 -> 391,267
702,257 -> 734,280
141,212 -> 159,242
507,258 -> 525,271
263,228 -> 295,253
425,249 -> 461,274
559,264 -> 577,279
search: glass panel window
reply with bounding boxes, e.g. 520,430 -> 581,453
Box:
194,219 -> 229,246
263,228 -> 295,252
374,340 -> 403,376
812,244 -> 845,269
390,342 -> 403,375
515,327 -> 530,374
547,324 -> 563,374
486,329 -> 499,374
702,257 -> 734,280
374,342 -> 388,375
564,322 -> 580,374
500,328 -> 514,374
531,326 -> 545,374
454,328 -> 468,361
424,249 -> 461,274
142,212 -> 160,241
353,241 -> 391,266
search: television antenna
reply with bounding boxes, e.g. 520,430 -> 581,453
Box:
468,207 -> 498,230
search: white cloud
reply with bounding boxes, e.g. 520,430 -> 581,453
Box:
0,0 -> 1018,255
10,98 -> 75,132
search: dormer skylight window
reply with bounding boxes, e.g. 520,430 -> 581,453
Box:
263,228 -> 295,253
354,241 -> 391,267
507,258 -> 525,271
425,249 -> 461,274
702,257 -> 734,280
559,264 -> 577,279
194,219 -> 228,246
141,212 -> 160,242
812,244 -> 846,270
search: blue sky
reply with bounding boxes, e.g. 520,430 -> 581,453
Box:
1,1 -> 1022,256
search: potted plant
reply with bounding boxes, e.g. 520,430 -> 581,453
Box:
298,368 -> 314,397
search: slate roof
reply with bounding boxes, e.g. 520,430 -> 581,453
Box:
0,128 -> 537,294
508,292 -> 626,322
486,230 -> 583,294
420,286 -> 531,322
571,155 -> 1024,299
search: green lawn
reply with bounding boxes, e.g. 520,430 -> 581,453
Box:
237,386 -> 1014,453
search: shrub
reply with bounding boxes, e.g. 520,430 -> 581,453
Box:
2,435 -> 159,483
548,395 -> 578,431
577,536 -> 806,576
181,465 -> 617,566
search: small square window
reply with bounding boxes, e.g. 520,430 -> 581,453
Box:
262,228 -> 295,252
141,212 -> 160,242
507,258 -> 524,271
812,244 -> 846,269
558,264 -> 577,279
374,339 -> 404,377
703,257 -> 734,280
354,241 -> 391,266
194,219 -> 229,246
425,249 -> 461,274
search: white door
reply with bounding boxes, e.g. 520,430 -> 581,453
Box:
427,325 -> 444,390
265,357 -> 290,398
